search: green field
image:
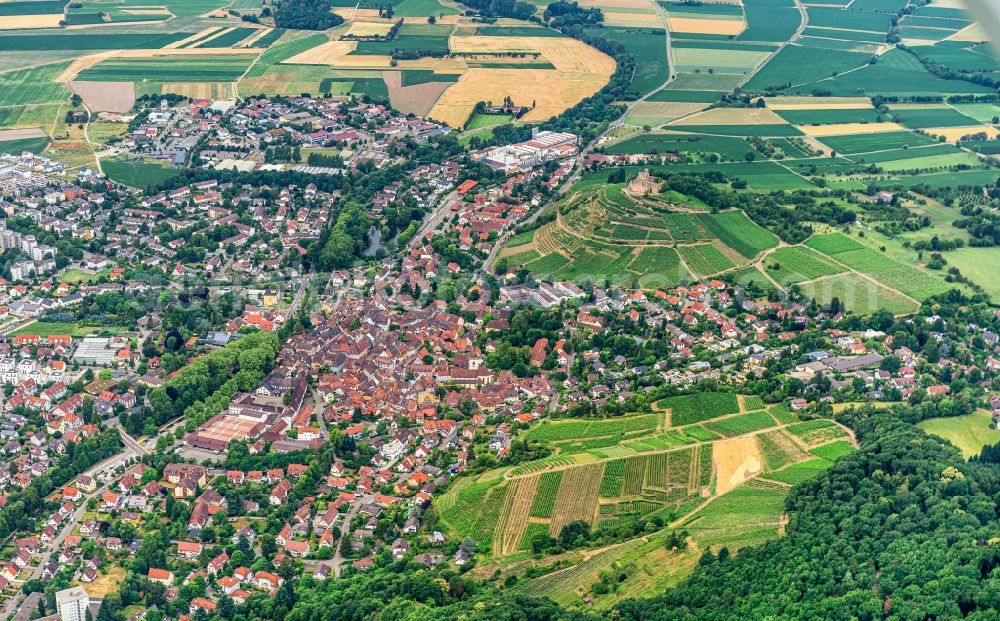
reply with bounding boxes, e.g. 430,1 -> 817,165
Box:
0,0 -> 69,14
745,44 -> 870,92
775,108 -> 881,125
806,6 -> 892,31
804,233 -> 866,255
658,392 -> 740,426
78,56 -> 254,82
679,244 -> 736,276
354,25 -> 451,55
385,0 -> 459,15
727,265 -> 779,294
607,133 -> 751,159
0,136 -> 49,155
523,414 -> 660,444
888,106 -> 982,129
763,458 -> 834,485
795,272 -> 918,315
738,0 -> 802,43
943,247 -> 1000,301
400,70 -> 461,86
700,211 -> 778,259
584,27 -> 668,97
8,321 -> 119,338
783,48 -> 996,96
672,45 -> 770,75
681,485 -> 787,548
823,247 -> 953,300
197,27 -> 259,48
0,63 -> 72,107
918,410 -> 997,459
466,112 -> 512,130
810,441 -> 855,461
647,90 -> 724,103
477,26 -> 561,37
704,410 -> 777,437
800,26 -> 885,43
102,159 -> 179,189
911,44 -> 1000,73
818,131 -> 937,155
669,124 -> 802,137
0,33 -> 193,51
765,246 -> 846,284
584,161 -> 812,192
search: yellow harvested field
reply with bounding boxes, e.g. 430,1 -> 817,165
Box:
429,36 -> 615,126
948,22 -> 988,42
346,21 -> 395,37
925,125 -> 1000,141
158,82 -> 237,99
604,11 -> 662,27
395,57 -> 468,71
284,40 -> 466,71
0,14 -> 63,29
449,36 -> 615,74
431,66 -> 609,127
666,16 -> 745,35
767,96 -> 872,110
56,51 -> 117,82
285,39 -> 360,62
712,437 -> 762,495
797,122 -> 906,137
81,567 -> 125,599
673,107 -> 787,125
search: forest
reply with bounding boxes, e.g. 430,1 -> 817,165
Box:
274,0 -> 345,30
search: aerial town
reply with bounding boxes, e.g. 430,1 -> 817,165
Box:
1,0 -> 1000,619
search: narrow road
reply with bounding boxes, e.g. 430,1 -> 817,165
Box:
410,190 -> 458,250
331,494 -> 370,578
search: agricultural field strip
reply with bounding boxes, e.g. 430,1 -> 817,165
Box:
506,411 -> 831,480
789,241 -> 922,304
